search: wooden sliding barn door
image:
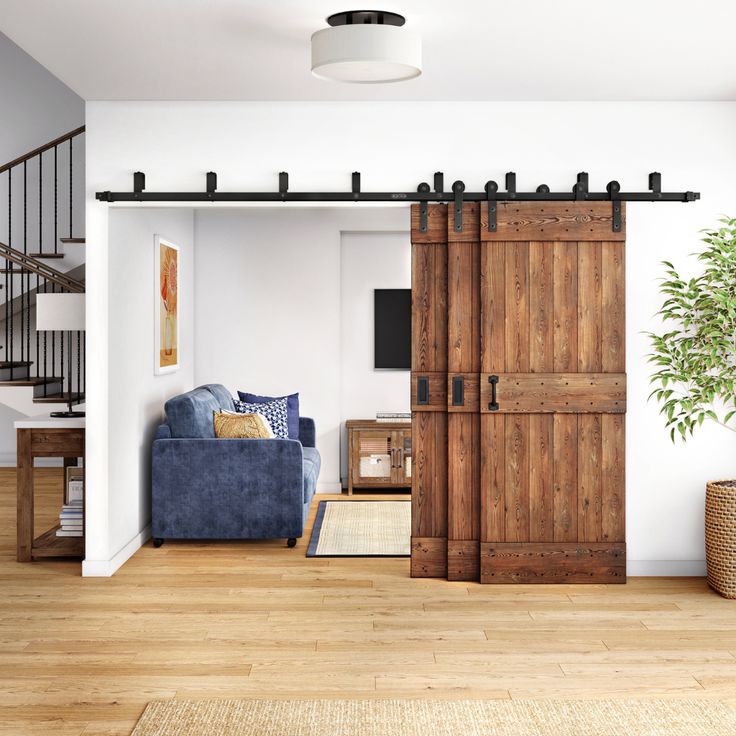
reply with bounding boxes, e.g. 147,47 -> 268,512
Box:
410,200 -> 627,583
479,202 -> 626,583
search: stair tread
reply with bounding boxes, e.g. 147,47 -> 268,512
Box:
28,253 -> 64,259
34,392 -> 83,403
59,238 -> 85,244
0,361 -> 32,368
0,377 -> 62,387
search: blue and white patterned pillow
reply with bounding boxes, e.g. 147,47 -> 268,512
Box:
233,397 -> 289,439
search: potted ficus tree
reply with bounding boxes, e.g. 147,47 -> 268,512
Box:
648,217 -> 736,598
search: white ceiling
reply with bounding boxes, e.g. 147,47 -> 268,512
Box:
1,0 -> 735,101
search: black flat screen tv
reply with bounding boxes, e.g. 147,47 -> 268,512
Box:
374,289 -> 411,370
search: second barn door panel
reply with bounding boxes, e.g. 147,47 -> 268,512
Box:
446,203 -> 481,581
479,202 -> 627,583
410,204 -> 448,578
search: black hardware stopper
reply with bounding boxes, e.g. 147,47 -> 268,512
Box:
133,171 -> 145,193
505,172 -> 516,196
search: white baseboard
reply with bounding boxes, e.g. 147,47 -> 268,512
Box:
317,481 -> 343,494
627,559 -> 706,576
82,524 -> 151,577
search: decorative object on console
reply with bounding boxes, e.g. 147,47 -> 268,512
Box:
155,235 -> 179,374
376,411 -> 411,423
238,391 -> 300,439
213,411 -> 274,439
234,397 -> 290,439
35,293 -> 86,418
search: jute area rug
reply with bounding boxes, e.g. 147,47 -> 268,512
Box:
306,500 -> 410,557
131,698 -> 736,736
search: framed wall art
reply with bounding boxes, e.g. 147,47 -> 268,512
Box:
155,235 -> 179,374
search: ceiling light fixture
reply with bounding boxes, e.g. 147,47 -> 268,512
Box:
311,10 -> 421,84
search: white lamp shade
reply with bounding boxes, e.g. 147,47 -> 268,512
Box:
36,293 -> 85,331
311,24 -> 421,83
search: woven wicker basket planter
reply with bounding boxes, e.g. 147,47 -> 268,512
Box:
705,480 -> 736,599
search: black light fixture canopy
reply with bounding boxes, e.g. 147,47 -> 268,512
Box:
326,10 -> 406,26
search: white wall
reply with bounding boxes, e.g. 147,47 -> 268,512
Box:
82,208 -> 194,576
0,32 -> 84,163
192,209 -> 408,492
86,101 -> 736,575
0,32 -> 86,461
340,231 -> 411,482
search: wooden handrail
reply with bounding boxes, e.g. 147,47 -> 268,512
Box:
0,242 -> 84,293
0,126 -> 85,175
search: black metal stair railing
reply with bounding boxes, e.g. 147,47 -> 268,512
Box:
0,127 -> 86,404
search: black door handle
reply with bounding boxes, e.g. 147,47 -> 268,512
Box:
452,376 -> 465,407
488,375 -> 499,411
417,376 -> 429,405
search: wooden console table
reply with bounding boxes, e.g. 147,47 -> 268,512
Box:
346,419 -> 412,495
16,415 -> 85,562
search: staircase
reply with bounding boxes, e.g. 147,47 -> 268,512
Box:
0,127 -> 85,416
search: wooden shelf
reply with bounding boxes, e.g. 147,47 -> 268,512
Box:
32,525 -> 83,558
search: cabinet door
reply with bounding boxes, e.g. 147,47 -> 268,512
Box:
390,429 -> 412,486
351,429 -> 395,486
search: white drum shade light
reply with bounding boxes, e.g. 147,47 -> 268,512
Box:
311,10 -> 421,84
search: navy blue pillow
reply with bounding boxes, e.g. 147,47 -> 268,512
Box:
238,391 -> 299,440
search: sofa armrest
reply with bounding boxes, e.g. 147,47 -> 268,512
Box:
152,438 -> 305,539
155,424 -> 172,440
299,417 -> 316,447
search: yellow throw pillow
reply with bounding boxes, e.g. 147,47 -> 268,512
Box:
213,411 -> 274,439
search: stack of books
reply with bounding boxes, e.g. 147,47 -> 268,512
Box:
57,501 -> 83,537
376,411 -> 411,423
56,467 -> 84,537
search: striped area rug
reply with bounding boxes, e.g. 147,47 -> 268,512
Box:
306,500 -> 410,557
131,699 -> 736,736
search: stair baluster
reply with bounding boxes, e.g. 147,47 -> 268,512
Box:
0,127 -> 85,410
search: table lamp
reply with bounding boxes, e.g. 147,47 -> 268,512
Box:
35,293 -> 85,418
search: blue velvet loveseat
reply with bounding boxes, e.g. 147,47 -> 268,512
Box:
151,384 -> 320,547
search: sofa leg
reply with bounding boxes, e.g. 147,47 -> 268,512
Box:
287,537 -> 297,548
153,538 -> 165,548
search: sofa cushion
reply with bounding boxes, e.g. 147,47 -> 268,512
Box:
234,397 -> 290,439
238,391 -> 300,440
302,447 -> 321,503
165,386 -> 222,438
203,383 -> 235,412
213,411 -> 274,439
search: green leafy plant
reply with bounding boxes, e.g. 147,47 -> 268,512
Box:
648,217 -> 736,441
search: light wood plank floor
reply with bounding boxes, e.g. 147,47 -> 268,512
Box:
1,468 -> 735,735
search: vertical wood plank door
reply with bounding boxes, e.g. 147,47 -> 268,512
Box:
446,203 -> 481,581
478,202 -> 627,584
410,204 -> 449,578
